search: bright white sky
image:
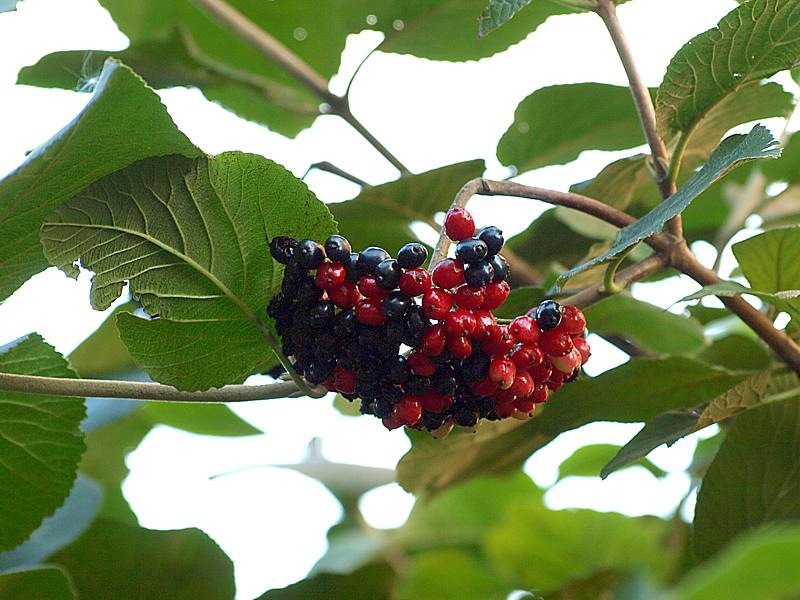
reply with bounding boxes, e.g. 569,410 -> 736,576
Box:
0,0 -> 760,598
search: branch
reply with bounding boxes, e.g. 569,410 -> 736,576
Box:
594,0 -> 682,238
191,0 -> 410,174
561,254 -> 668,308
0,372 -> 326,402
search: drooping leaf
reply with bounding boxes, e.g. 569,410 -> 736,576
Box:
398,550 -> 510,600
331,160 -> 484,256
40,152 -> 336,390
557,126 -> 781,287
257,563 -> 395,600
0,566 -> 75,600
0,59 -> 199,303
558,443 -> 665,481
53,519 -> 235,600
656,0 -> 800,140
693,398 -> 800,561
497,84 -> 646,174
0,335 -> 86,552
397,357 -> 747,496
583,295 -> 707,355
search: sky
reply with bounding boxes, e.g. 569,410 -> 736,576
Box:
0,0 -> 761,598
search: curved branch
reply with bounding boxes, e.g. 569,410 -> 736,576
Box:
0,372 -> 326,402
562,254 -> 668,308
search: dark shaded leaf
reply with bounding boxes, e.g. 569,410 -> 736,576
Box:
256,563 -> 395,600
0,566 -> 75,599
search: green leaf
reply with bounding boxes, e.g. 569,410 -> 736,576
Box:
733,226 -> 800,294
257,564 -> 395,600
397,357 -> 747,496
492,287 -> 545,320
667,526 -> 800,600
0,335 -> 86,552
331,160 -> 484,257
558,443 -> 665,481
656,0 -> 800,140
398,550 -> 509,600
0,59 -> 199,303
485,504 -> 666,594
558,126 -> 781,287
0,566 -> 75,600
497,84 -> 646,174
694,371 -> 773,429
53,519 -> 234,599
571,155 -> 656,213
67,302 -> 138,379
693,398 -> 800,561
332,394 -> 362,417
140,403 -> 261,436
764,132 -> 800,184
678,281 -> 800,323
583,295 -> 707,355
696,335 -> 771,371
40,152 -> 336,390
478,0 -> 536,36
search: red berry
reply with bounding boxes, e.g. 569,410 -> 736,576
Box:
540,329 -> 574,356
421,390 -> 453,413
393,397 -> 422,426
489,356 -> 516,390
492,387 -> 518,405
509,369 -> 534,398
422,288 -> 454,320
471,309 -> 496,341
355,299 -> 386,325
444,207 -> 475,241
573,337 -> 591,364
399,268 -> 432,297
471,375 -> 497,396
482,324 -> 515,356
329,280 -> 360,309
358,275 -> 389,300
561,305 -> 587,336
420,324 -> 447,356
333,366 -> 356,394
454,284 -> 485,309
407,350 -> 437,377
482,280 -> 510,310
444,309 -> 477,337
494,400 -> 516,419
514,397 -> 536,414
447,335 -> 473,359
510,344 -> 544,370
552,347 -> 582,374
548,370 -> 566,391
531,384 -> 549,404
509,316 -> 540,344
315,262 -> 346,289
432,259 -> 465,289
382,415 -> 404,430
530,362 -> 553,384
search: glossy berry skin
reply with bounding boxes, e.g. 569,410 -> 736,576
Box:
471,309 -> 496,341
489,357 -> 516,390
531,384 -> 549,404
477,226 -> 504,256
494,400 -> 516,419
552,347 -> 582,374
561,305 -> 587,335
510,344 -> 544,370
573,337 -> 592,363
399,268 -> 432,297
536,300 -> 562,330
447,335 -> 473,359
471,376 -> 497,396
455,238 -> 489,264
514,397 -> 536,415
358,275 -> 390,300
444,309 -> 477,337
374,258 -> 402,290
540,328 -> 574,356
358,246 -> 390,274
324,235 -> 352,263
488,254 -> 510,282
481,324 -> 515,356
454,284 -> 485,309
270,236 -> 297,265
421,390 -> 453,413
345,252 -> 365,281
329,280 -> 360,309
382,291 -> 411,320
397,242 -> 428,269
482,281 -> 510,310
422,288 -> 454,320
530,362 -> 553,385
296,239 -> 325,270
444,207 -> 475,241
355,299 -> 387,326
314,262 -> 346,289
509,370 -> 534,398
407,350 -> 437,377
432,258 -> 465,289
421,324 -> 447,356
393,397 -> 423,426
464,261 -> 494,287
509,316 -> 540,344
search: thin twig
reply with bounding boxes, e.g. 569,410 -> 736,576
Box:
562,254 -> 668,308
594,0 -> 681,237
0,373 -> 326,402
191,0 -> 409,174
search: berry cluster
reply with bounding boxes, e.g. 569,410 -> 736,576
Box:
267,207 -> 590,436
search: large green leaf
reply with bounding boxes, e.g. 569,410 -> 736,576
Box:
397,357 -> 747,495
696,335 -> 771,371
53,519 -> 234,599
479,0 -> 538,36
0,60 -> 199,303
331,160 -> 484,256
257,564 -> 395,600
398,550 -> 509,600
656,0 -> 800,141
40,152 -> 336,390
583,295 -> 707,355
693,398 -> 800,561
558,126 -> 781,287
497,84 -> 646,174
667,526 -> 800,600
0,335 -> 86,552
0,566 -> 75,600
67,302 -> 138,379
733,226 -> 800,294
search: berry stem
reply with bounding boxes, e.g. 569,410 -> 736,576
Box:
602,244 -> 637,295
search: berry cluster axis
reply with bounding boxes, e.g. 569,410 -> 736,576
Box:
267,207 -> 590,437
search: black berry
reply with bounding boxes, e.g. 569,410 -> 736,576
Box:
489,254 -> 510,282
325,235 -> 352,263
358,246 -> 390,274
382,291 -> 411,319
536,300 -> 562,331
397,242 -> 428,269
296,239 -> 325,270
464,261 -> 494,287
309,300 -> 335,329
455,238 -> 489,264
477,226 -> 504,256
374,259 -> 402,290
270,236 -> 298,265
